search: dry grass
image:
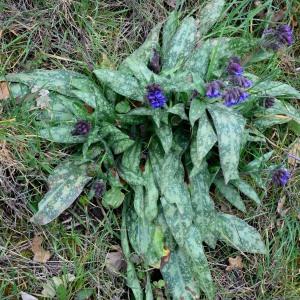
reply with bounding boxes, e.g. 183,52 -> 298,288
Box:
0,0 -> 299,299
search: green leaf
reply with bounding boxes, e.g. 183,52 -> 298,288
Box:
6,69 -> 85,97
255,99 -> 300,128
155,122 -> 173,154
159,154 -> 193,247
243,151 -> 273,173
247,73 -> 300,98
6,69 -> 109,109
195,112 -> 217,166
100,122 -> 135,154
289,120 -> 300,135
39,124 -> 87,144
121,203 -> 143,300
167,103 -> 188,120
128,107 -> 153,116
38,93 -> 77,122
231,178 -> 261,205
208,104 -> 246,183
162,11 -> 179,59
184,226 -> 215,300
145,273 -> 154,300
162,16 -> 197,72
190,168 -> 218,248
189,99 -> 206,127
185,38 -> 232,80
127,209 -> 165,267
217,213 -> 266,254
31,163 -> 91,225
93,69 -> 144,101
214,178 -> 246,212
161,247 -> 200,300
143,160 -> 159,222
121,23 -> 162,70
115,100 -> 131,113
197,0 -> 225,37
102,187 -> 125,209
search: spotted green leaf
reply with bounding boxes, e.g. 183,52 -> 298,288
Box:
214,178 -> 246,212
39,124 -> 87,144
243,151 -> 273,173
121,23 -> 162,70
145,273 -> 154,300
184,226 -> 215,300
115,101 -> 131,113
127,209 -> 165,267
190,168 -> 218,248
189,99 -> 206,127
247,73 -> 300,98
93,69 -> 144,101
231,178 -> 261,205
6,69 -> 108,109
31,163 -> 91,225
161,247 -> 201,300
194,112 -> 217,168
102,187 -> 125,209
185,37 -> 232,80
255,99 -> 300,128
100,122 -> 135,154
217,213 -> 266,254
121,203 -> 143,300
39,94 -> 78,122
197,0 -> 225,37
162,16 -> 197,72
167,103 -> 188,120
162,11 -> 179,59
143,160 -> 159,222
159,154 -> 193,247
208,105 -> 246,183
6,69 -> 85,97
155,122 -> 173,154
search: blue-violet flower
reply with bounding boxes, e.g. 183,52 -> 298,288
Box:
227,57 -> 244,76
93,180 -> 106,198
222,87 -> 249,107
277,25 -> 293,46
272,168 -> 290,186
262,24 -> 293,50
263,96 -> 275,108
72,120 -> 91,135
205,80 -> 224,98
229,75 -> 252,88
146,84 -> 166,108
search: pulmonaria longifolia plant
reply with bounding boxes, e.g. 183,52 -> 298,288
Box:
3,1 -> 299,299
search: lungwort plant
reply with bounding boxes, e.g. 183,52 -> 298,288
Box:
3,1 -> 300,299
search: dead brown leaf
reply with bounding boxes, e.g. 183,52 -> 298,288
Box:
0,81 -> 10,100
226,256 -> 243,272
288,139 -> 300,167
165,0 -> 176,8
276,196 -> 290,217
105,245 -> 126,275
31,235 -> 51,263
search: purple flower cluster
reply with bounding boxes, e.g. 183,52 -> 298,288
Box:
229,75 -> 252,88
272,168 -> 290,186
72,120 -> 91,136
93,180 -> 106,198
263,24 -> 293,50
227,57 -> 244,76
205,57 -> 252,107
146,84 -> 167,108
263,96 -> 275,108
206,80 -> 224,98
222,87 -> 249,107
